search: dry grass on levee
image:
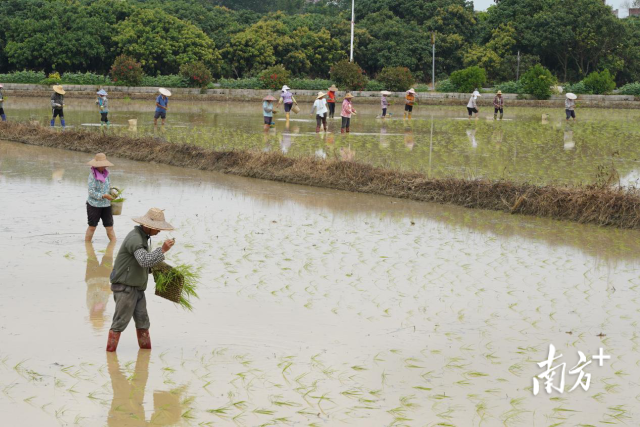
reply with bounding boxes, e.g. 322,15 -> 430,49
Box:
2,121 -> 640,229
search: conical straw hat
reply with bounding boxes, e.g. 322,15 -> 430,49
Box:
328,85 -> 338,92
344,93 -> 354,99
263,95 -> 276,101
53,85 -> 66,95
381,90 -> 392,95
159,88 -> 172,97
87,153 -> 114,167
566,93 -> 577,100
132,208 -> 175,231
317,91 -> 326,99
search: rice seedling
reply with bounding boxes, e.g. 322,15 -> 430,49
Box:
152,262 -> 200,310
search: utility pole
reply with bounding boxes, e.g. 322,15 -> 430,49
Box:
350,0 -> 355,62
516,50 -> 521,81
431,32 -> 436,91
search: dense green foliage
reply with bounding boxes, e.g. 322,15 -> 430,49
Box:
0,0 -> 638,90
258,65 -> 291,90
449,66 -> 487,93
618,83 -> 640,96
110,55 -> 144,86
582,69 -> 616,94
377,67 -> 414,92
330,60 -> 368,91
180,62 -> 213,88
520,64 -> 556,100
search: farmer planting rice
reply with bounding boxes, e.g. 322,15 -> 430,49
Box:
106,208 -> 175,352
278,85 -> 298,121
50,85 -> 65,127
96,89 -> 110,127
0,83 -> 6,121
467,91 -> 480,120
86,153 -> 116,242
381,90 -> 391,118
404,88 -> 416,119
493,90 -> 504,120
566,92 -> 577,121
327,85 -> 338,119
340,93 -> 356,134
262,95 -> 276,131
154,88 -> 171,126
310,91 -> 328,133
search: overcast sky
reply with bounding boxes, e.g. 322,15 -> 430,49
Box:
473,0 -> 628,15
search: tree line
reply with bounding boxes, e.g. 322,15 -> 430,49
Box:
0,0 -> 638,85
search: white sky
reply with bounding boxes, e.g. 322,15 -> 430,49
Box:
473,0 -> 628,15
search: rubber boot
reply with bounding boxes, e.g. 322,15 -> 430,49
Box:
136,329 -> 151,349
346,127 -> 350,133
494,113 -> 497,120
500,113 -> 503,120
107,121 -> 111,128
323,124 -> 327,132
106,330 -> 121,352
341,128 -> 345,134
316,125 -> 320,133
403,112 -> 407,119
1,114 -> 6,122
408,113 -> 412,120
50,119 -> 55,127
61,119 -> 66,128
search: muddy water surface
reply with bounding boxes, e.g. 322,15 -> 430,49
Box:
5,97 -> 640,185
2,140 -> 640,426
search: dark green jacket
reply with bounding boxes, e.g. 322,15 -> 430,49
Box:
110,226 -> 152,290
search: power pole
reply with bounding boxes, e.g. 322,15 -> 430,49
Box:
350,0 -> 355,62
516,50 -> 521,81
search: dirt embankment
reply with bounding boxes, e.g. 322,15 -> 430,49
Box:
2,121 -> 639,229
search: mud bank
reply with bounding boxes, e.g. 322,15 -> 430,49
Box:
2,121 -> 639,229
2,83 -> 639,108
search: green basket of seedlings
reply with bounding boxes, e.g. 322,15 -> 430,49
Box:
109,187 -> 126,215
152,261 -> 200,311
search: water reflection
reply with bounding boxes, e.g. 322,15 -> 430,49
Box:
107,351 -> 186,426
403,126 -> 414,151
85,241 -> 115,331
564,128 -> 575,150
466,127 -> 478,148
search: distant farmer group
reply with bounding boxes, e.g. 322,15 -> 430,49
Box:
0,84 -> 173,128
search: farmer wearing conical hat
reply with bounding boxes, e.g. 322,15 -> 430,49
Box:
96,89 -> 110,127
340,93 -> 356,134
310,91 -> 328,133
106,208 -> 176,352
327,85 -> 338,119
263,95 -> 276,131
51,85 -> 66,127
404,88 -> 416,120
86,153 -> 116,242
154,88 -> 171,126
381,91 -> 391,118
493,91 -> 504,120
0,83 -> 6,121
277,85 -> 297,121
565,93 -> 577,121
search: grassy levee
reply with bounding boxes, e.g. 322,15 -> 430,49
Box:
2,121 -> 639,229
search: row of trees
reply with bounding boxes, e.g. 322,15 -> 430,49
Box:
0,0 -> 639,85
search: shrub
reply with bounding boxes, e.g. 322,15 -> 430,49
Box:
141,75 -> 188,88
217,78 -> 262,89
435,79 -> 457,92
582,69 -> 616,94
39,71 -> 62,86
376,66 -> 414,92
0,70 -> 46,84
494,80 -> 522,94
289,78 -> 334,91
520,64 -> 556,99
62,72 -> 111,86
257,65 -> 290,90
179,62 -> 213,88
563,81 -> 591,95
618,82 -> 640,96
449,66 -> 487,93
110,55 -> 144,86
329,59 -> 368,91
415,83 -> 432,92
365,80 -> 385,91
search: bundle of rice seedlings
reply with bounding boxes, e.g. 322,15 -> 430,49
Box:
109,187 -> 126,203
152,262 -> 200,311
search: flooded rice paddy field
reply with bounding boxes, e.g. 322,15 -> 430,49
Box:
2,139 -> 640,426
6,97 -> 640,186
